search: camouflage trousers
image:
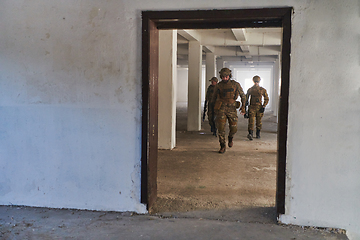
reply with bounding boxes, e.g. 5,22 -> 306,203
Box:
207,103 -> 216,129
215,103 -> 238,144
248,105 -> 264,131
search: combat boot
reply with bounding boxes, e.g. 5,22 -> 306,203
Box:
228,137 -> 233,148
256,129 -> 261,139
247,130 -> 253,141
218,143 -> 226,153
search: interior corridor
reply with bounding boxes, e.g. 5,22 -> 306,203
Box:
153,106 -> 278,213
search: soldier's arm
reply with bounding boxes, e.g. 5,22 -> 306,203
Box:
211,85 -> 219,103
245,89 -> 250,106
237,83 -> 246,106
205,86 -> 211,102
263,89 -> 269,107
235,83 -> 246,113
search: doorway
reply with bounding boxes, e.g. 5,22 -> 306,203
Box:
141,8 -> 292,216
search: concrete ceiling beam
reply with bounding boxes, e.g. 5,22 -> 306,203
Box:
231,28 -> 247,41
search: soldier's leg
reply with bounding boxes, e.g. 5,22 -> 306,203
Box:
247,106 -> 255,140
208,104 -> 217,136
256,110 -> 264,138
216,110 -> 226,153
208,110 -> 216,136
227,109 -> 238,148
207,109 -> 212,127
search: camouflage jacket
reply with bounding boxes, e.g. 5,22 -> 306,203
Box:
246,85 -> 269,106
205,85 -> 216,102
211,80 -> 246,105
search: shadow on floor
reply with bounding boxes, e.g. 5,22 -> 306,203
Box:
153,206 -> 277,224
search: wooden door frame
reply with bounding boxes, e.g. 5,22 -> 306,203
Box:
141,7 -> 292,215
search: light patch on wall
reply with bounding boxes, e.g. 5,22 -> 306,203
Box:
115,86 -> 124,103
130,163 -> 144,211
0,181 -> 11,196
358,35 -> 360,66
89,7 -> 99,25
244,78 -> 253,91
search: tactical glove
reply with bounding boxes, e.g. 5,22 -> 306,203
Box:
244,111 -> 249,118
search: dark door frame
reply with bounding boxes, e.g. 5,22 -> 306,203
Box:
141,7 -> 292,215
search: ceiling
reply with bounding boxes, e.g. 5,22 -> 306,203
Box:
176,27 -> 282,64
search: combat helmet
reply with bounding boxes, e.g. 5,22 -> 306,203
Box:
219,68 -> 232,78
253,75 -> 261,82
209,77 -> 218,82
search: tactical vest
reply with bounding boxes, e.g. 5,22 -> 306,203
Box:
217,80 -> 239,104
248,85 -> 266,105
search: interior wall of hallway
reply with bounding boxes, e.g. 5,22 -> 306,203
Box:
177,67 -> 206,108
158,30 -> 177,150
205,52 -> 217,89
1,1 -> 360,238
216,58 -> 225,77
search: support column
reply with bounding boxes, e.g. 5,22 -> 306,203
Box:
187,41 -> 202,131
158,30 -> 177,149
272,56 -> 280,118
205,52 -> 216,90
216,58 -> 225,77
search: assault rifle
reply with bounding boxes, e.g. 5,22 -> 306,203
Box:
202,100 -> 207,122
244,100 -> 249,119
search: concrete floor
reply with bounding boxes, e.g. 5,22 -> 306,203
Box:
0,107 -> 349,239
0,206 -> 348,239
154,107 -> 278,213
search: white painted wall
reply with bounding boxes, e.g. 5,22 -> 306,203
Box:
177,68 -> 189,106
280,1 -> 360,238
205,52 -> 217,90
0,0 -> 146,213
1,0 -> 360,238
176,66 -> 206,107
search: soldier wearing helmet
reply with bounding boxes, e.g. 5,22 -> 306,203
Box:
245,75 -> 269,140
204,77 -> 218,136
211,68 -> 246,153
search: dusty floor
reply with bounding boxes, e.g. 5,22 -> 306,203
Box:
0,205 -> 348,240
153,107 -> 278,213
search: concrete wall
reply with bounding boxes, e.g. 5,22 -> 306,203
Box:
1,0 -> 359,238
176,66 -> 206,107
177,68 -> 189,105
279,1 -> 360,238
0,0 -> 146,213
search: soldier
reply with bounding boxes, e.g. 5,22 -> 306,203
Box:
246,75 -> 269,140
211,68 -> 246,153
204,77 -> 218,136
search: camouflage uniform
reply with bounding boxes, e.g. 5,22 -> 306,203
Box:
205,84 -> 216,132
246,85 -> 269,138
212,80 -> 246,147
